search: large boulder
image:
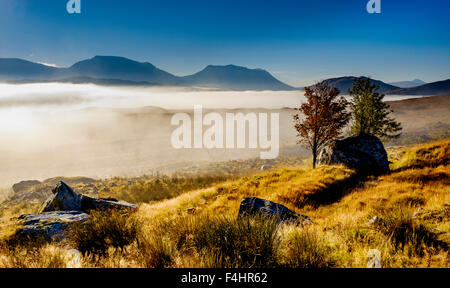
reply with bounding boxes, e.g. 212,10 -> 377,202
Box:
39,181 -> 138,213
318,135 -> 389,174
15,211 -> 89,241
39,182 -> 82,213
238,197 -> 312,224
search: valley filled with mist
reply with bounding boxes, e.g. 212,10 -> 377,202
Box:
0,83 -> 446,189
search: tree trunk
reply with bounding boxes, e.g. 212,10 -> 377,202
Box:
312,150 -> 317,169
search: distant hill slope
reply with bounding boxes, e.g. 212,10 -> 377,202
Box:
323,76 -> 400,94
66,56 -> 182,86
0,56 -> 294,91
388,79 -> 450,95
0,58 -> 59,80
182,64 -> 295,91
389,79 -> 426,88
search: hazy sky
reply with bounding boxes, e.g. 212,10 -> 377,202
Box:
0,0 -> 449,86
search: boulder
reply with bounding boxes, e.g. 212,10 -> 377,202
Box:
39,181 -> 138,213
16,211 -> 89,241
238,197 -> 312,225
318,135 -> 389,174
39,181 -> 82,213
80,194 -> 138,212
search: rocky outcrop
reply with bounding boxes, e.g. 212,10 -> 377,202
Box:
16,211 -> 89,241
39,182 -> 82,213
318,135 -> 389,174
238,197 -> 312,225
14,181 -> 138,243
12,180 -> 41,193
40,181 -> 138,213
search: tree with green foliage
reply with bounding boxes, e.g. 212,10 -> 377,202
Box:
349,77 -> 402,140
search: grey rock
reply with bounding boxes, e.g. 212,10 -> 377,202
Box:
39,181 -> 82,213
318,135 -> 389,174
39,181 -> 138,213
80,194 -> 138,212
16,211 -> 89,241
238,197 -> 312,225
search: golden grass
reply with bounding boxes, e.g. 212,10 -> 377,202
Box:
0,139 -> 448,268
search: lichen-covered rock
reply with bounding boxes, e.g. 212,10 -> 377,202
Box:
238,197 -> 312,224
16,211 -> 89,241
318,135 -> 389,174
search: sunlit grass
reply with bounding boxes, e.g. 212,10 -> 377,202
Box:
0,139 -> 448,268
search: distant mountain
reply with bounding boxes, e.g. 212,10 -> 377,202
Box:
182,64 -> 295,91
1,57 -> 448,93
66,56 -> 182,85
389,79 -> 426,88
388,79 -> 450,95
323,76 -> 400,94
0,56 -> 295,91
0,58 -> 59,80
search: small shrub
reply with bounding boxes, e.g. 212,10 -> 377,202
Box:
137,232 -> 175,268
70,210 -> 139,254
280,228 -> 337,268
191,214 -> 280,268
374,207 -> 444,256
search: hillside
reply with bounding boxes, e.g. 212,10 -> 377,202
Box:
0,140 -> 448,268
389,79 -> 426,88
389,79 -> 450,95
0,58 -> 58,80
323,76 -> 400,94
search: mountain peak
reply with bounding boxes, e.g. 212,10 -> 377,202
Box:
183,64 -> 294,90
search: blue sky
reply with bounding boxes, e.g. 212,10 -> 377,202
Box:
0,0 -> 449,86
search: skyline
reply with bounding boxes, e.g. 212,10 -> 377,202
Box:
1,0 -> 449,86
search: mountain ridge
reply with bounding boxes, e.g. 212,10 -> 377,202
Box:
0,56 -> 295,91
1,57 -> 449,94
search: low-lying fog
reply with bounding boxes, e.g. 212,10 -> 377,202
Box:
0,83 -> 425,188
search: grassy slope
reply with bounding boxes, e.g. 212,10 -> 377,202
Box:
0,140 -> 448,268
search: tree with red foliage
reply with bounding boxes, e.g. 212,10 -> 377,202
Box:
294,81 -> 350,168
